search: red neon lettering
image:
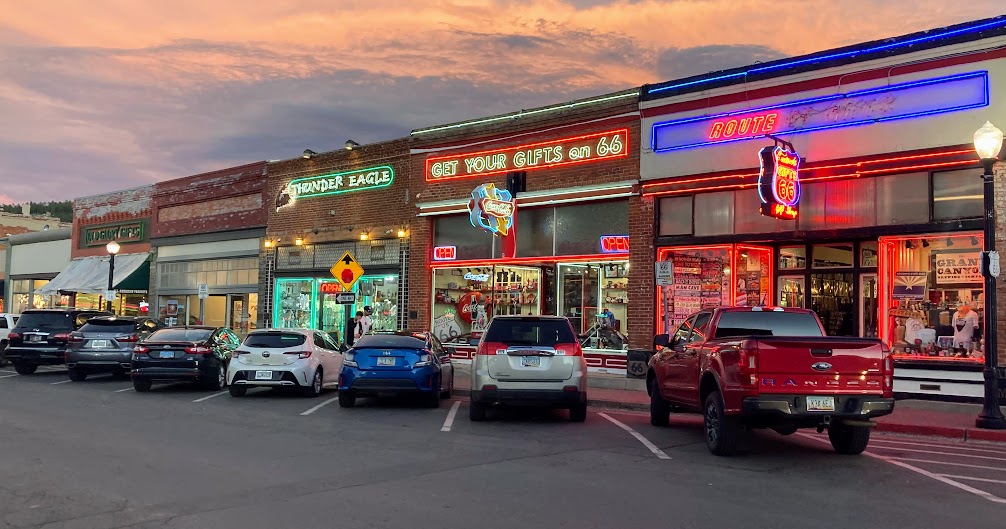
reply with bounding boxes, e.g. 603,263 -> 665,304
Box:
319,283 -> 344,294
600,236 -> 630,253
433,246 -> 457,261
707,112 -> 781,141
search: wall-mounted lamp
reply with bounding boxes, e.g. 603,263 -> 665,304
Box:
922,240 -> 930,248
264,240 -> 273,248
384,229 -> 394,236
303,149 -> 317,159
360,231 -> 370,241
295,237 -> 304,246
397,228 -> 407,238
345,140 -> 361,150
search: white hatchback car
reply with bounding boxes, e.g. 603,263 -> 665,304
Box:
227,329 -> 343,397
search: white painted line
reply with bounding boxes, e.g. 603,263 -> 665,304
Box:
890,457 -> 1006,471
0,370 -> 17,374
50,379 -> 73,385
300,396 -> 340,416
115,387 -> 135,393
441,401 -> 461,432
861,446 -> 1006,462
797,433 -> 1006,504
192,391 -> 227,403
870,437 -> 1006,455
0,374 -> 20,379
598,412 -> 672,460
939,474 -> 1006,485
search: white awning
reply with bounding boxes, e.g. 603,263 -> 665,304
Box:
38,253 -> 149,295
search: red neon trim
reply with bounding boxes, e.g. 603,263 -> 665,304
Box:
424,128 -> 630,182
428,253 -> 628,268
858,159 -> 974,175
417,114 -> 636,152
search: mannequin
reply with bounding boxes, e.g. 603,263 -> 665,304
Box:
952,302 -> 980,354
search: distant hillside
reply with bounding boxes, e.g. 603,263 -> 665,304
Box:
0,201 -> 73,223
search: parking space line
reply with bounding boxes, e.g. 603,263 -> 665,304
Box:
939,474 -> 1006,485
864,446 -> 1006,462
870,437 -> 1006,455
50,379 -> 73,385
0,370 -> 17,374
441,401 -> 461,432
192,392 -> 227,403
114,387 -> 135,393
300,396 -> 340,416
890,457 -> 1006,471
0,374 -> 20,379
598,412 -> 672,460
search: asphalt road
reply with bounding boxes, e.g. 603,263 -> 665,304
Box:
1,367 -> 1004,529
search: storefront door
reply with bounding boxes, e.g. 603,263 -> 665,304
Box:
228,293 -> 258,337
778,276 -> 805,308
810,273 -> 854,336
860,274 -> 878,338
558,262 -> 629,350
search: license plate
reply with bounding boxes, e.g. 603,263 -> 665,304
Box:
29,335 -> 42,342
807,396 -> 835,412
158,351 -> 174,359
90,340 -> 108,348
377,357 -> 395,366
254,370 -> 273,380
521,356 -> 541,367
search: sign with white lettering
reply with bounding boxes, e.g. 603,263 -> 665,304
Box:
426,129 -> 629,181
936,252 -> 982,284
468,183 -> 516,236
276,165 -> 394,210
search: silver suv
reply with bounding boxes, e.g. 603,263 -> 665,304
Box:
469,316 -> 587,422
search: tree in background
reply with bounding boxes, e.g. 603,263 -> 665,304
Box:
0,201 -> 73,223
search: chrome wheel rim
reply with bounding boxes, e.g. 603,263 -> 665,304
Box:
314,371 -> 322,393
217,368 -> 225,387
705,401 -> 719,446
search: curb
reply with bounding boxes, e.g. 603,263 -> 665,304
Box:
453,388 -> 649,412
875,421 -> 1006,443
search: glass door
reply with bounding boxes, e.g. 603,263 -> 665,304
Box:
318,281 -> 349,344
860,274 -> 878,338
810,273 -> 855,336
778,276 -> 805,308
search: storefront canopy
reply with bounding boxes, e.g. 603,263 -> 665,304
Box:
38,253 -> 150,295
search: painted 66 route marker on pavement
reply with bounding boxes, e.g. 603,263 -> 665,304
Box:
330,252 -> 365,291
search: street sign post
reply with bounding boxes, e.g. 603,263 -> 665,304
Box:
197,284 -> 209,299
197,283 -> 208,323
102,290 -> 117,302
335,292 -> 356,305
655,262 -> 674,286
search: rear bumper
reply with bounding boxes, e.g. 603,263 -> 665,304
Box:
741,395 -> 895,422
471,388 -> 586,408
67,360 -> 132,371
340,366 -> 438,395
231,368 -> 308,388
3,347 -> 65,365
67,352 -> 132,370
131,366 -> 210,382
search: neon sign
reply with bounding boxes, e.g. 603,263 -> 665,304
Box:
464,272 -> 490,282
433,246 -> 457,261
276,165 -> 394,210
600,235 -> 630,254
468,183 -> 516,236
319,282 -> 345,294
426,129 -> 629,181
758,145 -> 800,220
651,71 -> 989,152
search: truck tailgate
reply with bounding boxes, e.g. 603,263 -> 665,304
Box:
755,337 -> 885,394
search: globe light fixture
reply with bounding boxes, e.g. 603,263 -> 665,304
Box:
974,121 -> 1004,161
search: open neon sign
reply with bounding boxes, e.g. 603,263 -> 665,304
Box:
599,235 -> 629,253
433,246 -> 457,261
758,145 -> 800,220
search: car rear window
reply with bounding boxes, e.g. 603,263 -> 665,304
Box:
79,320 -> 135,334
484,319 -> 576,346
147,328 -> 214,342
15,312 -> 73,330
243,332 -> 307,348
714,311 -> 825,338
354,335 -> 427,349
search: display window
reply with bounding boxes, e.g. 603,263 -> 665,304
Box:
273,278 -> 316,329
879,233 -> 985,363
559,262 -> 629,351
656,245 -> 772,334
11,279 -> 63,313
274,276 -> 399,339
431,265 -> 541,343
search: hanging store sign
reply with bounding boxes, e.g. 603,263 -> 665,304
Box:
893,271 -> 928,301
599,235 -> 630,254
758,145 -> 801,220
936,252 -> 982,284
425,128 -> 629,181
275,165 -> 394,210
468,183 -> 516,236
651,71 -> 989,153
83,220 -> 147,247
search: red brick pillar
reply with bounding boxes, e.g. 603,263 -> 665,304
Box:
628,193 -> 656,349
408,216 -> 433,333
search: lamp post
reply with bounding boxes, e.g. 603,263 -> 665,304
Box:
974,121 -> 1006,430
105,240 -> 120,313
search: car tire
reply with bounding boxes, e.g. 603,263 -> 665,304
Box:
569,404 -> 587,422
67,367 -> 87,382
425,378 -> 441,408
13,361 -> 37,375
206,362 -> 226,391
469,402 -> 487,421
704,390 -> 739,456
229,385 -> 247,397
828,422 -> 871,455
338,390 -> 356,408
440,372 -> 453,399
133,378 -> 152,392
303,369 -> 323,398
771,425 -> 799,436
649,380 -> 671,427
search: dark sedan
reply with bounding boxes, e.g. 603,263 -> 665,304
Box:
131,326 -> 239,392
65,316 -> 161,381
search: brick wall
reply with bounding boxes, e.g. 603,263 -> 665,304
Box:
72,185 -> 154,259
151,162 -> 268,238
628,194 -> 655,345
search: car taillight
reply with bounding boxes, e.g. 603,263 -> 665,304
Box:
185,346 -> 211,354
477,342 -> 507,356
554,344 -> 583,357
881,343 -> 894,397
737,340 -> 759,389
284,351 -> 312,359
69,332 -> 85,343
53,333 -> 71,342
343,352 -> 357,367
7,332 -> 19,340
133,346 -> 149,355
115,333 -> 139,343
415,351 -> 433,367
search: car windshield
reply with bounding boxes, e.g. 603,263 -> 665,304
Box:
243,332 -> 307,348
714,311 -> 825,338
15,312 -> 73,330
147,328 -> 214,343
354,335 -> 427,349
79,320 -> 135,334
484,319 -> 576,346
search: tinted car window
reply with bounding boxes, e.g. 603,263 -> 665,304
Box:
0,319 -> 6,329
714,311 -> 825,339
243,332 -> 307,348
79,320 -> 136,334
75,313 -> 107,328
147,328 -> 215,342
354,335 -> 428,349
15,312 -> 73,330
484,319 -> 576,346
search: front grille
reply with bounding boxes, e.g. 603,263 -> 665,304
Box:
352,378 -> 418,390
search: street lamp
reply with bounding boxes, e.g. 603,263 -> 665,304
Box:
974,121 -> 1006,430
105,240 -> 120,313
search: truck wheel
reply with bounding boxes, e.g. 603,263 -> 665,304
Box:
13,361 -> 37,375
704,390 -> 739,456
828,422 -> 871,455
649,382 -> 671,427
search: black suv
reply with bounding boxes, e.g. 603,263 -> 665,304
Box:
3,308 -> 112,374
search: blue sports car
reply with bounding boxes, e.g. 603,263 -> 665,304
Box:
338,331 -> 454,408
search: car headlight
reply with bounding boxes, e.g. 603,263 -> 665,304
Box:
414,354 -> 432,367
343,353 -> 358,368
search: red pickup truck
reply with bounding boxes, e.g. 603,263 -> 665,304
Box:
648,307 -> 894,456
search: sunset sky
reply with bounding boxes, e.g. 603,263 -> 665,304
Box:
1,1 -> 1003,203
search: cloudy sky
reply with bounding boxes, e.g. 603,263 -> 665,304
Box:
1,1 -> 1003,203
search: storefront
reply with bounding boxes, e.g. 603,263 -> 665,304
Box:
410,90 -> 640,373
4,229 -> 72,313
640,18 -> 1006,398
150,162 -> 268,336
40,186 -> 154,314
263,139 -> 413,343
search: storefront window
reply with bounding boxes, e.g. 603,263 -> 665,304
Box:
11,279 -> 62,313
431,265 -> 541,343
559,262 -> 628,350
517,207 -> 556,257
779,246 -> 806,270
734,247 -> 772,307
812,243 -> 854,268
658,196 -> 692,236
274,279 -> 315,329
933,169 -> 983,221
433,215 -> 493,261
657,246 -> 730,333
555,202 -> 628,256
861,242 -> 878,267
356,276 -> 398,332
879,233 -> 984,362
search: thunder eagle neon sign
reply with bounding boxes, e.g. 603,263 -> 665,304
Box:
651,71 -> 989,153
757,145 -> 800,220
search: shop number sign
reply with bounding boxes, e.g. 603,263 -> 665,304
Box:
757,145 -> 801,220
330,252 -> 365,290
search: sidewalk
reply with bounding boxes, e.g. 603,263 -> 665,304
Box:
451,365 -> 1006,442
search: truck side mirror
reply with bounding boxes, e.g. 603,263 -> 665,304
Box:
653,333 -> 670,349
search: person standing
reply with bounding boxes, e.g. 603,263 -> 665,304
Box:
353,311 -> 365,342
361,306 -> 373,336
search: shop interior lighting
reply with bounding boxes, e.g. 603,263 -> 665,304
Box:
294,237 -> 304,246
345,140 -> 361,151
647,18 -> 1006,95
905,240 -> 916,249
302,149 -> 317,159
264,240 -> 273,248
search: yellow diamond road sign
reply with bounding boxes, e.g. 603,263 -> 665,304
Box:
331,251 -> 365,290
